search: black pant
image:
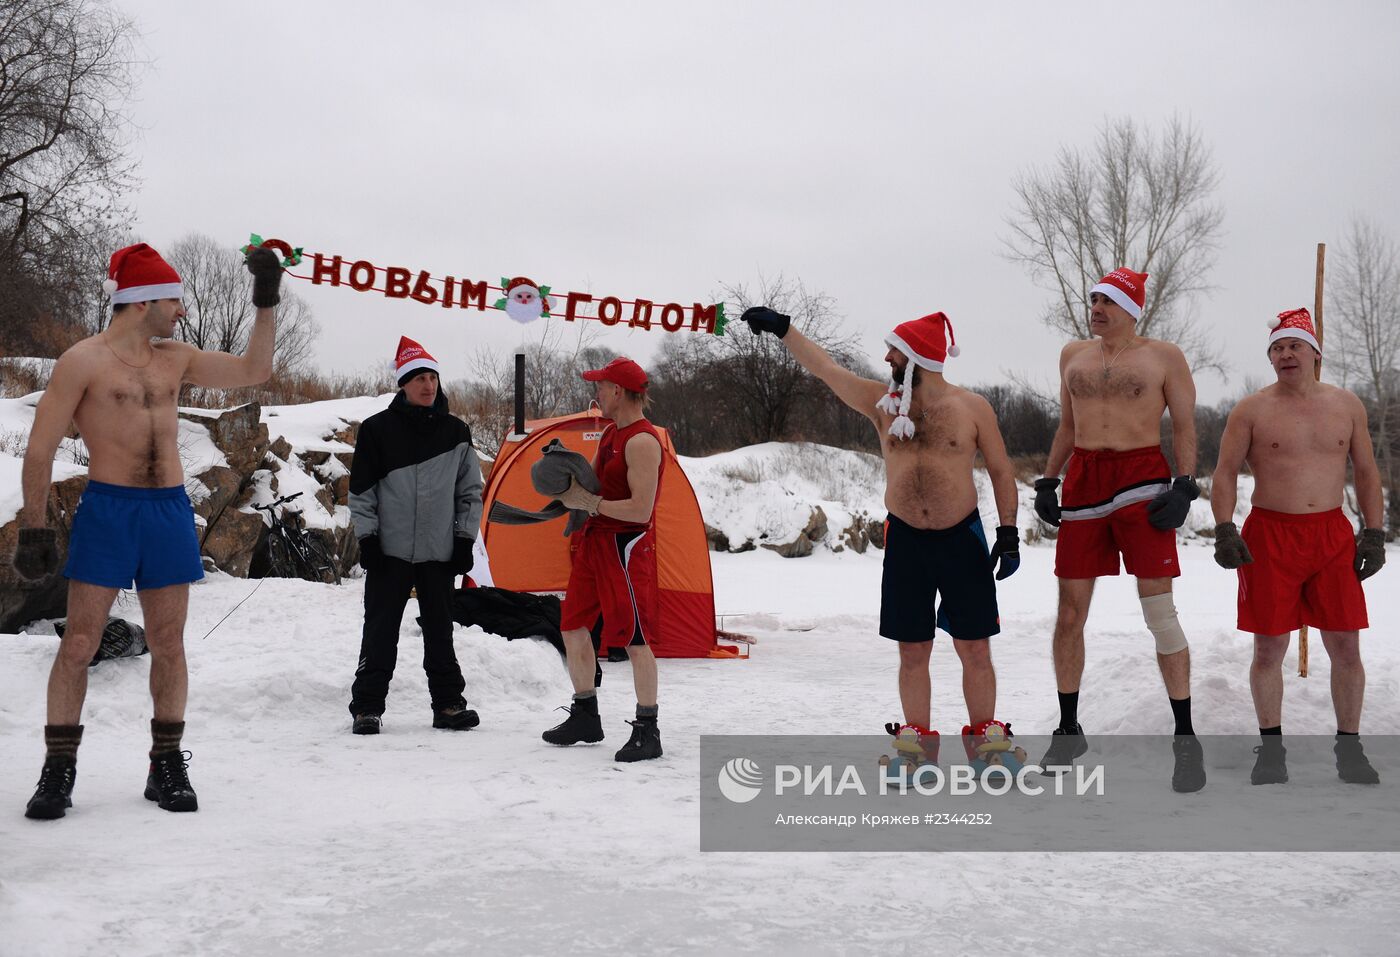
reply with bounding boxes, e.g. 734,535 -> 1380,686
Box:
349,558 -> 466,716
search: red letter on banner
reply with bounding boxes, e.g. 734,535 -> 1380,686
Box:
597,296 -> 622,326
660,303 -> 685,332
460,280 -> 487,310
441,277 -> 456,308
565,292 -> 593,322
312,254 -> 342,286
348,261 -> 376,291
411,271 -> 438,304
384,268 -> 410,299
629,299 -> 653,330
691,303 -> 718,334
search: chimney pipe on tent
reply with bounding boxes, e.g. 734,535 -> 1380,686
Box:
513,345 -> 526,439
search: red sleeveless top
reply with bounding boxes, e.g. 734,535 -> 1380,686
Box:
588,418 -> 664,533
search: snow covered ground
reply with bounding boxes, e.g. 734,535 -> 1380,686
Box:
3,539 -> 1399,955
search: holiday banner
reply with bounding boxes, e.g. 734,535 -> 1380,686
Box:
242,234 -> 728,335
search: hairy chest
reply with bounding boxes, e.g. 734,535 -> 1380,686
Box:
1066,354 -> 1164,402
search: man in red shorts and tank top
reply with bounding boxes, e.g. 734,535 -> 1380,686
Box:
542,357 -> 666,762
1034,268 -> 1207,792
1211,308 -> 1385,785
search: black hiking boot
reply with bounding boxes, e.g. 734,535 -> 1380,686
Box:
1335,737 -> 1381,784
144,750 -> 198,812
352,714 -> 381,735
433,703 -> 480,731
1039,723 -> 1088,772
25,756 -> 77,820
615,718 -> 662,763
542,696 -> 604,745
1250,740 -> 1288,785
1171,734 -> 1207,793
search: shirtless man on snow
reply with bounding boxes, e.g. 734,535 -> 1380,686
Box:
12,242 -> 283,819
1033,268 -> 1206,792
1211,307 -> 1385,786
744,306 -> 1021,764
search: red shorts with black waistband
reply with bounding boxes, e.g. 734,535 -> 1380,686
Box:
1238,507 -> 1368,634
1054,446 -> 1178,579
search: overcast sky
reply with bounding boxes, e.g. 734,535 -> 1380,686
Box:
119,1 -> 1400,403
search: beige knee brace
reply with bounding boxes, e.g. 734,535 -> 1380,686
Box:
1141,593 -> 1188,655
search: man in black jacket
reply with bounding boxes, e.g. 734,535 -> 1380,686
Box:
347,337 -> 484,734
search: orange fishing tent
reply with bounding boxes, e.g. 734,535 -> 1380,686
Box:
480,409 -> 737,658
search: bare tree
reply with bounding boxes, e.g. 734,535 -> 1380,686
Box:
165,232 -> 322,376
711,275 -> 860,445
1004,115 -> 1225,374
0,0 -> 140,352
1330,217 -> 1400,530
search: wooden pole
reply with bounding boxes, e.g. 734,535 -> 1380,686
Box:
1298,243 -> 1326,678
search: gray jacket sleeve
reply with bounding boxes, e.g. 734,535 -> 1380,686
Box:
455,443 -> 484,540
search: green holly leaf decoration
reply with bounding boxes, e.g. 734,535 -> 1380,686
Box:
538,284 -> 551,297
712,303 -> 728,336
249,233 -> 264,247
499,277 -> 511,289
493,297 -> 507,310
284,246 -> 304,267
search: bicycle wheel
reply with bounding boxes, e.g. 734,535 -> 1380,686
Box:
266,530 -> 299,578
298,534 -> 342,585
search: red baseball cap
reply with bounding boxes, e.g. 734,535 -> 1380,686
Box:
582,356 -> 648,392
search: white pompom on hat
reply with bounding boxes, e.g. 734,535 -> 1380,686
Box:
878,311 -> 959,439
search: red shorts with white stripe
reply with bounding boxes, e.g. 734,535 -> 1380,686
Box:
560,525 -> 659,652
1054,446 -> 1179,579
1238,507 -> 1368,634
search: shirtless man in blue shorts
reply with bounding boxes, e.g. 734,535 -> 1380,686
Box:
11,243 -> 282,819
745,307 -> 1022,763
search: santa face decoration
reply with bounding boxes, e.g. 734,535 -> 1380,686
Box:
497,276 -> 554,324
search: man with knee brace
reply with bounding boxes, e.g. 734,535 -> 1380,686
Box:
1034,269 -> 1206,792
1212,308 -> 1385,785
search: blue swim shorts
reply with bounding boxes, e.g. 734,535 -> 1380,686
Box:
64,480 -> 205,590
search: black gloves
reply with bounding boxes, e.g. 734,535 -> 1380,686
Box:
451,537 -> 475,576
1147,475 -> 1200,530
1033,478 -> 1061,527
989,526 -> 1021,580
1355,528 -> 1386,581
357,535 -> 384,574
1213,522 -> 1254,569
245,246 -> 283,309
13,527 -> 59,580
742,306 -> 791,339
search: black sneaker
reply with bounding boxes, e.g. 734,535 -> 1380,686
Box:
144,750 -> 198,812
1335,738 -> 1381,784
615,718 -> 662,763
1171,735 -> 1207,793
25,756 -> 77,820
433,704 -> 480,731
352,714 -> 381,735
1040,723 -> 1088,772
1251,741 -> 1288,785
542,696 -> 604,745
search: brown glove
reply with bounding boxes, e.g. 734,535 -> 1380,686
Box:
1212,522 -> 1254,570
13,527 -> 59,580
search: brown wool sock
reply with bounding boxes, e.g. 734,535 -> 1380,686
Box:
44,724 -> 84,761
150,719 -> 185,758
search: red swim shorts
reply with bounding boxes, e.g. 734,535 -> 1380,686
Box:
1238,507 -> 1368,634
1054,446 -> 1178,579
560,525 -> 659,653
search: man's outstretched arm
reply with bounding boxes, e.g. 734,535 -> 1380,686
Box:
744,307 -> 884,419
184,248 -> 283,389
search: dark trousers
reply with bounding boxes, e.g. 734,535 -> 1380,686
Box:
349,558 -> 466,716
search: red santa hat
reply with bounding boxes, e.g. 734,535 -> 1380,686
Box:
1089,268 -> 1149,320
876,312 -> 959,439
103,243 -> 183,305
394,335 -> 440,385
1267,308 -> 1321,354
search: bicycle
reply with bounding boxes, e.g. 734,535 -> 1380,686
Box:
251,491 -> 342,585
